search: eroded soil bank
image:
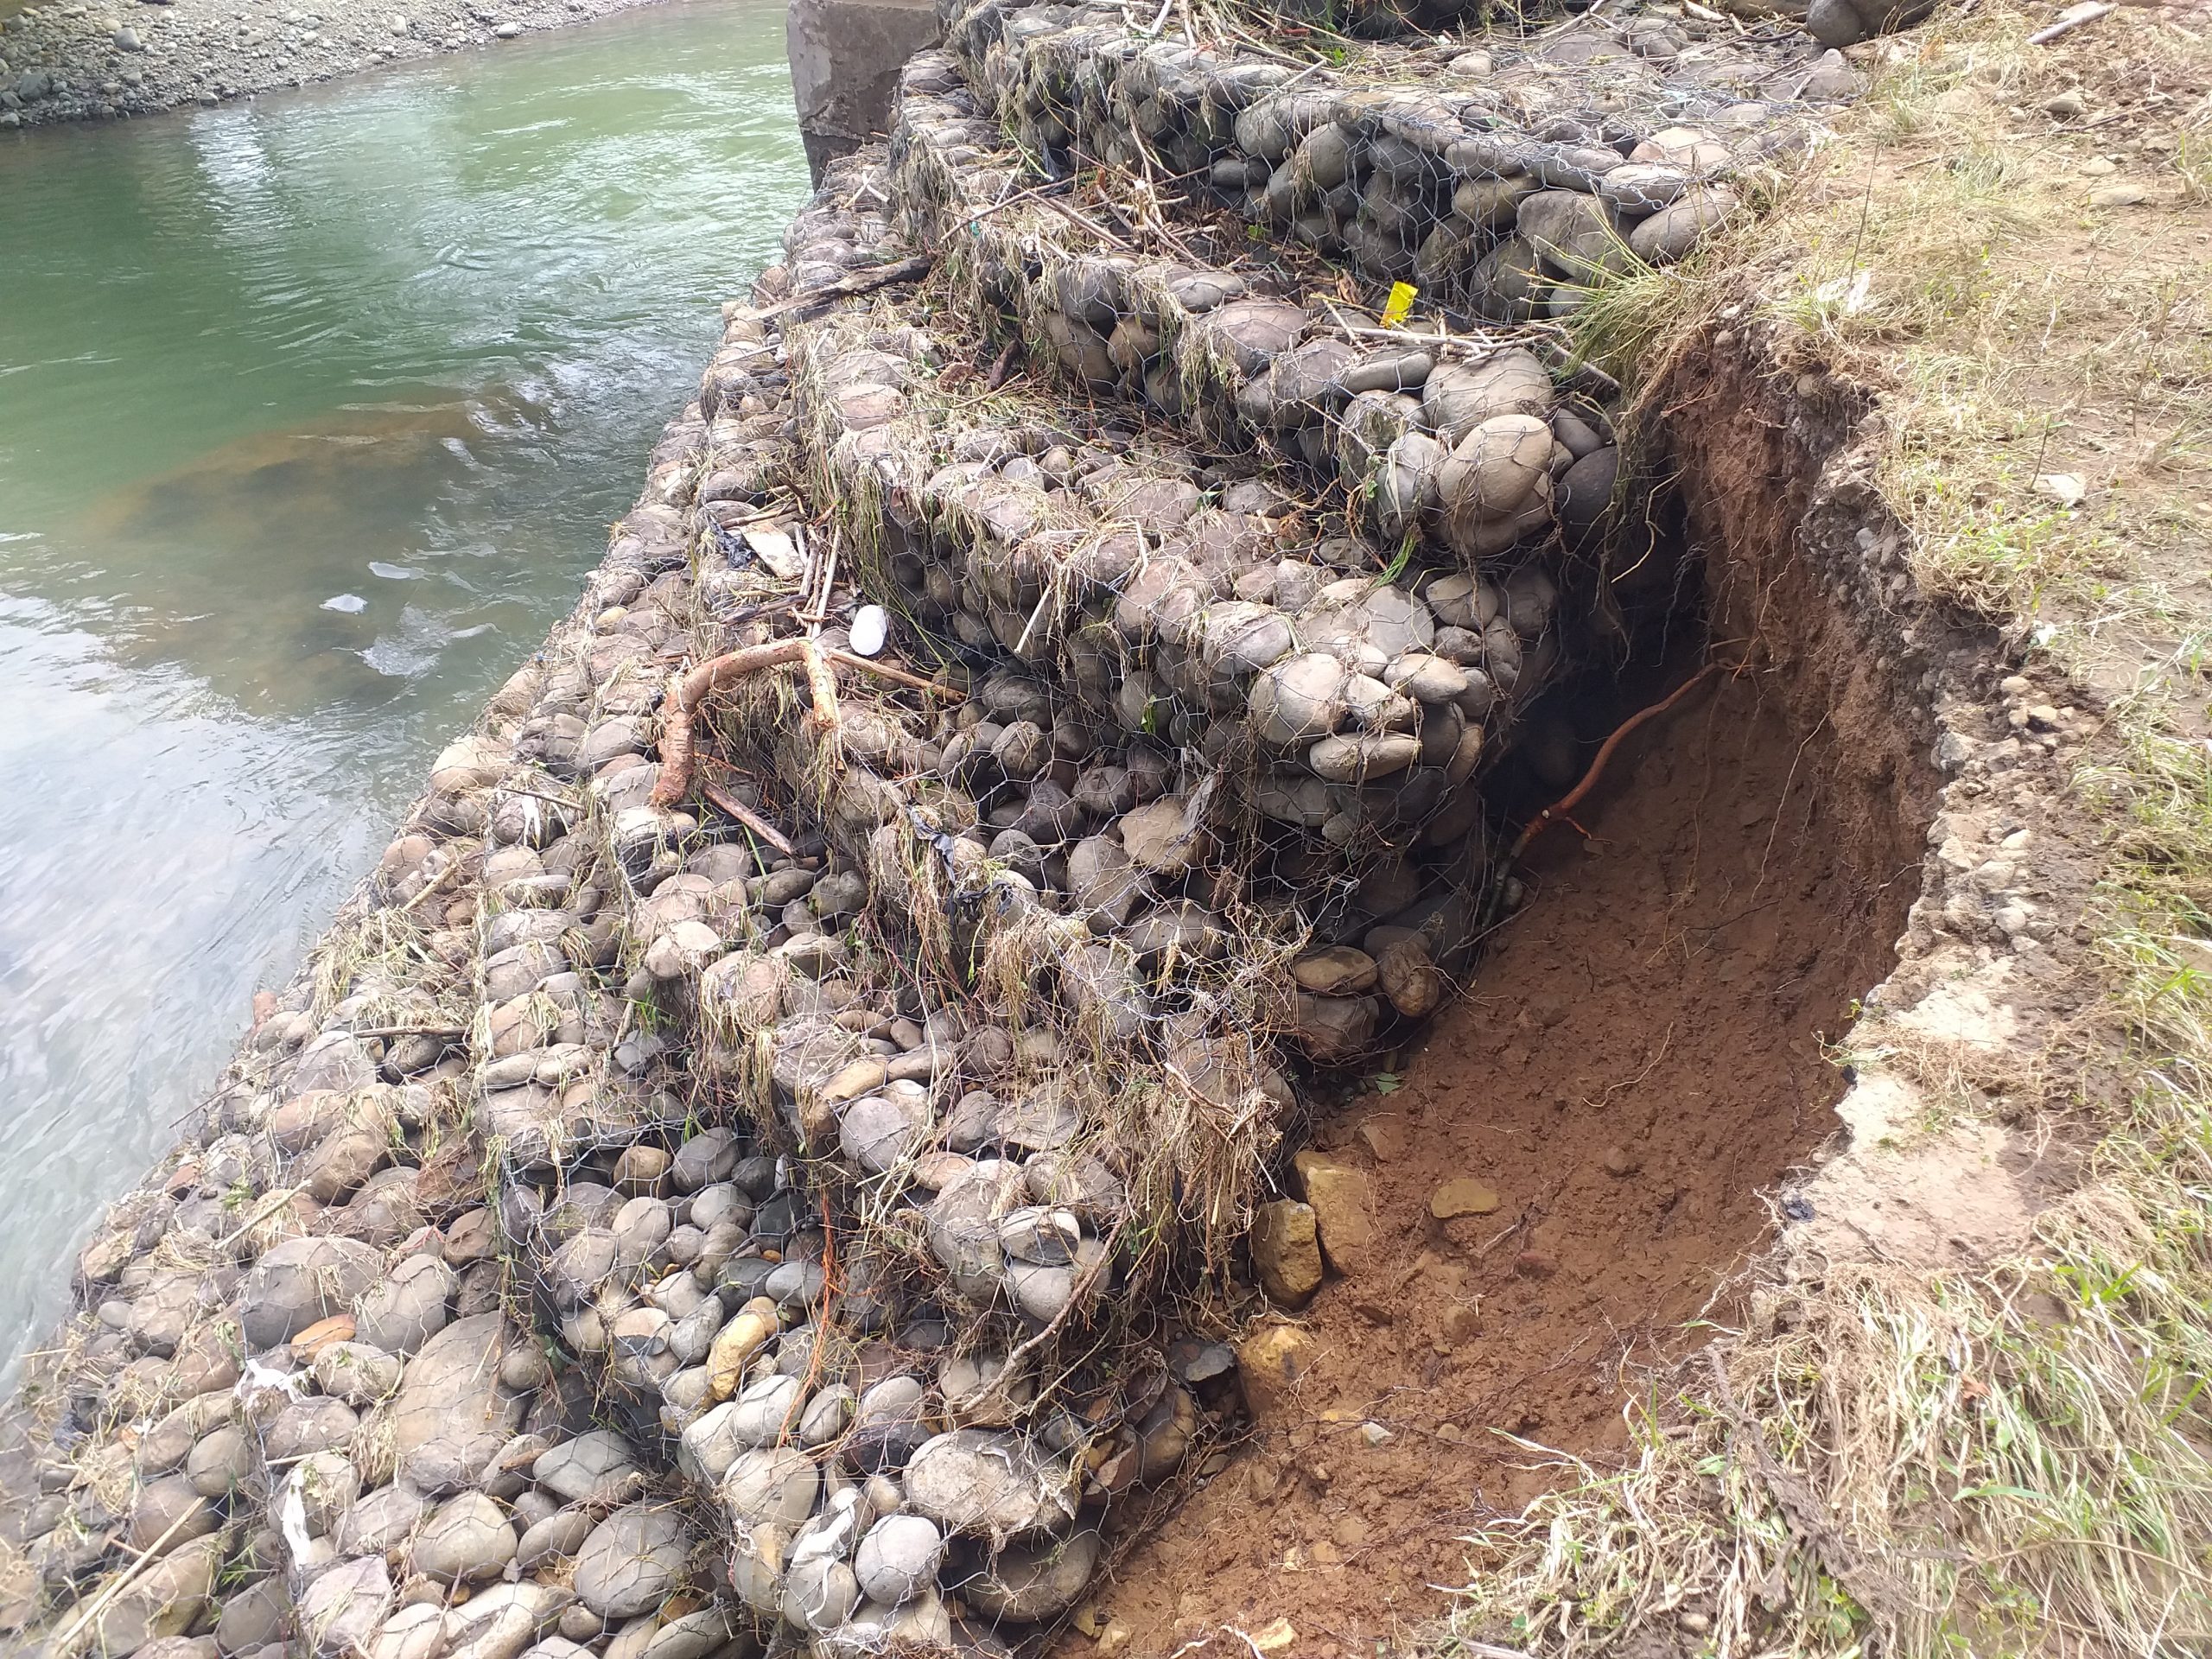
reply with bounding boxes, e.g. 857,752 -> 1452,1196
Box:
1087,640 -> 1930,1656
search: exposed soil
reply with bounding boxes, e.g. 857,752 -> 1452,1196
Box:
1080,666 -> 1922,1657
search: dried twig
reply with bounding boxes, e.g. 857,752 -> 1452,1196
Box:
48,1483 -> 207,1653
698,772 -> 797,857
824,648 -> 962,699
2030,0 -> 2112,40
734,256 -> 933,323
800,637 -> 842,747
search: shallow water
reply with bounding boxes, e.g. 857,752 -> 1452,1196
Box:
0,1 -> 807,1380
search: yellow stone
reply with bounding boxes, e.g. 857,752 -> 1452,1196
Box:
1353,1114 -> 1410,1161
705,1297 -> 780,1402
820,1057 -> 888,1104
1236,1322 -> 1319,1423
1293,1149 -> 1377,1274
1249,1199 -> 1323,1307
1429,1178 -> 1500,1219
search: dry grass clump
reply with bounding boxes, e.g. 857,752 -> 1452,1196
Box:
1565,3 -> 2209,633
1440,6 -> 2212,1656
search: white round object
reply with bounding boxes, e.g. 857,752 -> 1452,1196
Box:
849,605 -> 889,658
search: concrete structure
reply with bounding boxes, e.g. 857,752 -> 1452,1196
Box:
786,0 -> 941,181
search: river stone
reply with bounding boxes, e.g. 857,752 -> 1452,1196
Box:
612,1196 -> 673,1265
1307,732 -> 1421,784
1421,348 -> 1554,444
1369,930 -> 1441,1018
533,1430 -> 641,1503
1291,946 -> 1379,996
961,1529 -> 1102,1622
624,1606 -> 731,1659
518,1505 -> 595,1571
215,1577 -> 290,1655
763,1258 -> 827,1308
1292,992 -> 1380,1060
574,1504 -> 695,1618
1118,795 -> 1206,876
337,1480 -> 429,1554
1371,430 -> 1444,542
722,1446 -> 820,1529
1194,296 -> 1307,375
185,1424 -> 250,1498
129,1473 -> 218,1554
546,1228 -> 622,1307
839,1089 -> 930,1174
845,1374 -> 930,1472
353,1252 -> 456,1356
286,1452 -> 362,1538
264,1395 -> 359,1463
1468,237 -> 1548,321
75,1533 -> 220,1652
132,1401 -> 201,1477
1518,188 -> 1628,279
392,1313 -> 529,1495
728,1372 -> 804,1446
783,1556 -> 861,1635
235,1235 -> 381,1350
312,1339 -> 405,1406
670,1127 -> 740,1192
1439,412 -> 1554,520
852,1513 -> 944,1605
1557,444 -> 1621,551
300,1554 -> 392,1657
1247,654 -> 1344,752
412,1491 -> 518,1584
1261,337 -> 1358,427
798,1382 -> 855,1447
297,1125 -> 390,1204
1249,1200 -> 1324,1306
289,1032 -> 378,1096
904,1429 -> 1069,1538
1006,1258 -> 1078,1323
1066,836 -> 1146,928
1628,187 -> 1736,264
1389,651 -> 1471,706
1340,348 -> 1433,397
728,1519 -> 791,1617
1194,601 -> 1294,678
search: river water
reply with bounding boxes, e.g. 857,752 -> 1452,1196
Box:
0,0 -> 806,1380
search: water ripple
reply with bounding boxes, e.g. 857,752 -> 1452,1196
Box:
0,0 -> 806,1382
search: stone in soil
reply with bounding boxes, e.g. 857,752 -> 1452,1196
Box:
1429,1177 -> 1501,1218
1293,1149 -> 1380,1274
1249,1198 -> 1324,1307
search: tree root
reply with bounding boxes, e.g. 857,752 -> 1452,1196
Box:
650,640 -> 811,809
650,640 -> 954,809
1510,661 -> 1726,861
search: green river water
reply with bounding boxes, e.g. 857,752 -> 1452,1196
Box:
0,0 -> 807,1377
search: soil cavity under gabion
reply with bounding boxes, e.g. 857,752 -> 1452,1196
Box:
1077,645 -> 1923,1653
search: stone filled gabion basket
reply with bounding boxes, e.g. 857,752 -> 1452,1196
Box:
0,2 -> 1874,1655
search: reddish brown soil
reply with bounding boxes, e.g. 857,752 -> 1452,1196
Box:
1080,671 -> 1919,1657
